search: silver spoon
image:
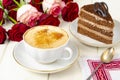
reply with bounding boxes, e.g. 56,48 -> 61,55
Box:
86,47 -> 115,80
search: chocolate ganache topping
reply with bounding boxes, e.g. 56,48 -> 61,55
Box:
94,2 -> 108,17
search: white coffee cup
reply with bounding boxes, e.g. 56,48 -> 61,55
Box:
23,25 -> 73,64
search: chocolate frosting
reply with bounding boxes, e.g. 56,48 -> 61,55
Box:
94,2 -> 108,17
81,3 -> 113,21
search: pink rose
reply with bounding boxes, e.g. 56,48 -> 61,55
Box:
49,2 -> 65,17
17,4 -> 42,27
42,0 -> 65,17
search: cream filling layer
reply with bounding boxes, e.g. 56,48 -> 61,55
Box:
78,23 -> 112,40
81,9 -> 113,24
79,17 -> 113,32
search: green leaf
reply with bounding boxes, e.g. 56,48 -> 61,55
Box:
0,19 -> 3,26
20,0 -> 26,6
13,0 -> 21,7
0,0 -> 4,9
0,0 -> 2,6
13,7 -> 19,11
8,16 -> 17,24
0,0 -> 1,3
44,8 -> 48,14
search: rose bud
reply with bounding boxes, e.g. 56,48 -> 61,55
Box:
42,0 -> 65,17
29,0 -> 43,12
0,26 -> 6,44
17,4 -> 42,27
7,23 -> 30,42
0,8 -> 4,25
38,14 -> 60,26
62,0 -> 73,4
62,2 -> 79,22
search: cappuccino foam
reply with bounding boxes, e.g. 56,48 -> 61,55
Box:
24,26 -> 69,48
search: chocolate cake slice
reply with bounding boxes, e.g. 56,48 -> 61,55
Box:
77,2 -> 114,44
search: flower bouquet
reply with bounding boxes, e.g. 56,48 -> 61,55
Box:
0,0 -> 79,44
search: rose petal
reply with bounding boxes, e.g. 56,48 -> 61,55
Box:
38,14 -> 60,26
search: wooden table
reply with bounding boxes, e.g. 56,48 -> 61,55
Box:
0,0 -> 120,80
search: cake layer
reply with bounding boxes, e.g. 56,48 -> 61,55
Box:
80,8 -> 114,28
77,24 -> 112,44
78,18 -> 113,37
78,17 -> 113,31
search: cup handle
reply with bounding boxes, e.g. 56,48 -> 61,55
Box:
60,47 -> 73,60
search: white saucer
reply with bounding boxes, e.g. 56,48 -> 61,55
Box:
13,41 -> 79,73
70,18 -> 120,47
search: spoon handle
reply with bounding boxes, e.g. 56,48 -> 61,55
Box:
86,62 -> 103,80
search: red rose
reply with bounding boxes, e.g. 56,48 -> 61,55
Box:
38,14 -> 60,26
2,0 -> 20,10
2,0 -> 13,9
62,0 -> 73,4
7,23 -> 30,42
29,0 -> 43,12
0,26 -> 6,44
0,8 -> 4,25
8,5 -> 17,22
62,2 -> 79,22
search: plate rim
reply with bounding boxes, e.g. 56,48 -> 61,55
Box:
13,41 -> 79,73
69,18 -> 120,47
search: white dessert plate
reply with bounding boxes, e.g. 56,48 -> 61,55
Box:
70,19 -> 120,47
13,41 -> 79,73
